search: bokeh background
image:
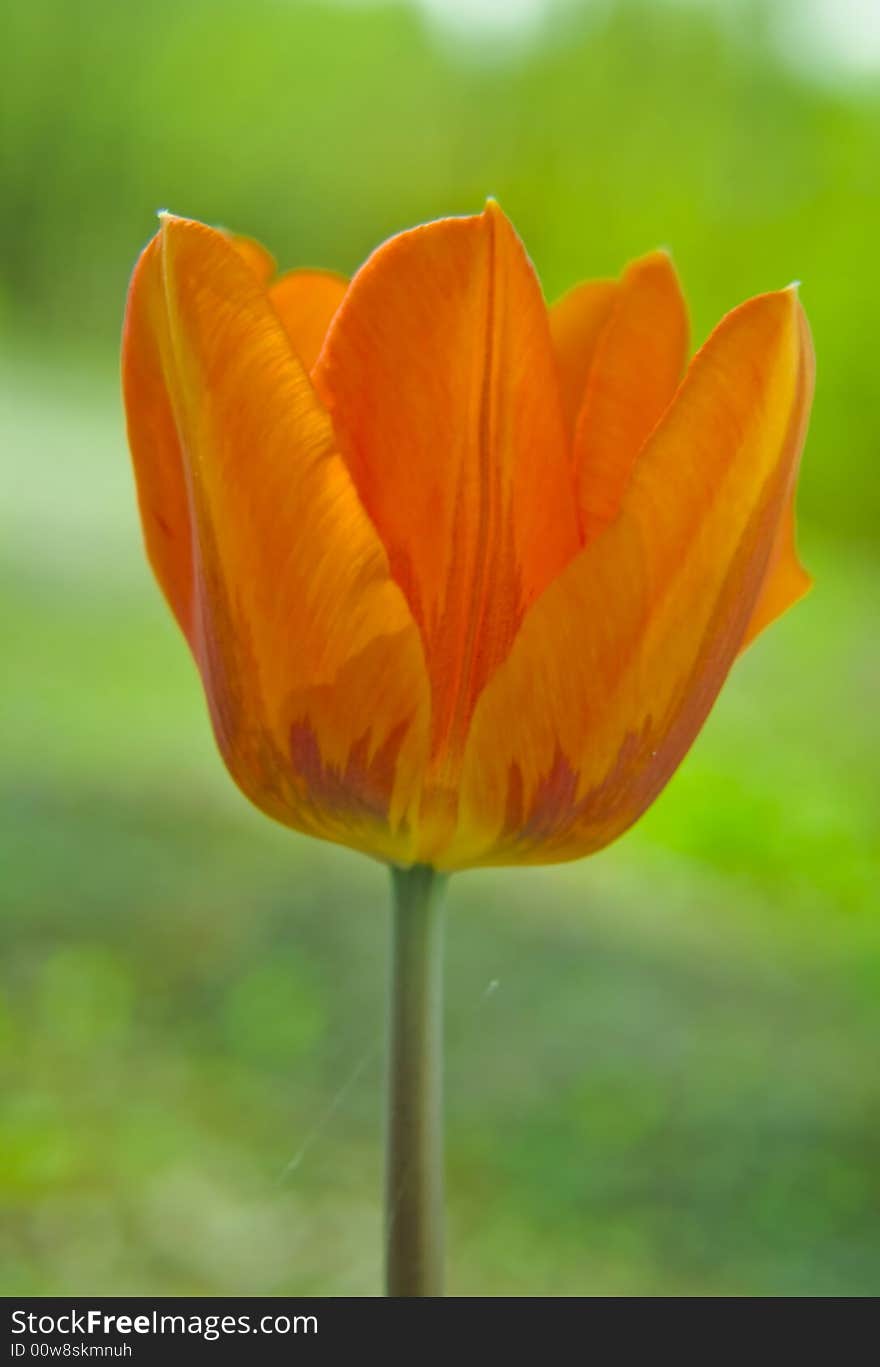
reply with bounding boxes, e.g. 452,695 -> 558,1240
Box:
2,0 -> 879,1296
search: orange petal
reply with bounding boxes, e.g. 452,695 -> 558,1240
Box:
447,288 -> 814,870
741,485 -> 812,648
269,268 -> 348,373
229,232 -> 276,285
122,216 -> 429,863
227,230 -> 348,371
121,236 -> 196,642
548,278 -> 618,434
574,250 -> 690,539
313,200 -> 581,766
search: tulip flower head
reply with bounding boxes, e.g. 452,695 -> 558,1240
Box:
122,204 -> 813,873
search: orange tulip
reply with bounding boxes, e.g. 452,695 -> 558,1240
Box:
122,204 -> 814,874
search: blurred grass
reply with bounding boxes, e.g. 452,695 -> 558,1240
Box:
2,0 -> 879,1296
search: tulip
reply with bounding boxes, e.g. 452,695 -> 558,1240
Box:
122,204 -> 814,1296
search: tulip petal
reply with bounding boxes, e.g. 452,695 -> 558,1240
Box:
122,217 -> 429,862
269,268 -> 349,373
229,229 -> 348,370
121,236 -> 196,642
548,278 -> 618,434
574,251 -> 690,539
449,288 -> 814,869
230,232 -> 276,284
741,487 -> 812,647
313,200 -> 582,763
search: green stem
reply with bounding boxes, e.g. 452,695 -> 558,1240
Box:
385,863 -> 447,1297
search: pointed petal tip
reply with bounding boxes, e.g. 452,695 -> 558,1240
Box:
157,211 -> 212,240
155,211 -> 178,245
482,196 -> 511,227
716,282 -> 805,343
156,211 -> 188,244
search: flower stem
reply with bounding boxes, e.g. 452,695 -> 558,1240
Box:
385,863 -> 447,1296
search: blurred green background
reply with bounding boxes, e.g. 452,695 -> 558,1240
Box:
2,0 -> 879,1296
